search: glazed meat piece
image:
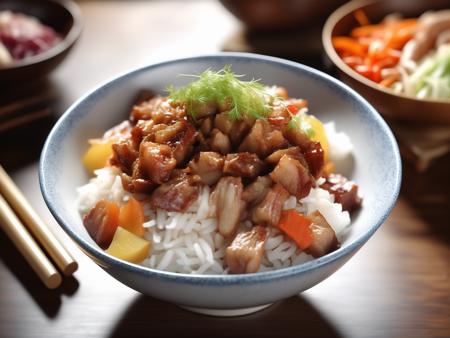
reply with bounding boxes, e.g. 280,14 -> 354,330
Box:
195,132 -> 211,152
120,173 -> 154,194
83,199 -> 119,249
130,96 -> 164,123
165,120 -> 197,164
111,140 -> 138,175
282,124 -> 311,150
154,120 -> 187,144
200,116 -> 213,136
269,155 -> 314,199
238,119 -> 288,158
131,96 -> 184,125
265,146 -> 304,166
251,184 -> 289,226
223,152 -> 264,179
131,119 -> 197,166
119,159 -> 155,194
139,141 -> 176,184
303,141 -> 325,178
226,226 -> 267,274
242,176 -> 273,206
150,174 -> 201,212
320,174 -> 362,212
214,111 -> 253,146
229,120 -> 252,146
306,211 -> 339,258
214,112 -> 234,135
130,119 -> 155,145
188,151 -> 224,185
209,128 -> 232,155
210,177 -> 244,237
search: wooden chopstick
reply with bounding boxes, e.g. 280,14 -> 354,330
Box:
0,194 -> 62,289
0,92 -> 54,118
0,165 -> 78,276
0,108 -> 52,133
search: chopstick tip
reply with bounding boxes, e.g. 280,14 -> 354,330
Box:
46,272 -> 62,289
63,261 -> 79,276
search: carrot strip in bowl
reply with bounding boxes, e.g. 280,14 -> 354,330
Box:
276,210 -> 313,250
332,9 -> 417,85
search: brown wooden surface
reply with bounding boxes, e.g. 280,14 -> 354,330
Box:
0,1 -> 449,338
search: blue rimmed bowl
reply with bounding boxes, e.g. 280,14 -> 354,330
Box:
39,53 -> 401,316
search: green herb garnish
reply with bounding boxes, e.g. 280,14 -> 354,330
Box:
168,65 -> 274,120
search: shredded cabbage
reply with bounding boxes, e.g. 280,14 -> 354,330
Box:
404,44 -> 450,100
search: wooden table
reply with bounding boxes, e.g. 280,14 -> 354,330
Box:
0,1 -> 449,337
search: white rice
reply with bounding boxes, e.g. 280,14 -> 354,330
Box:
76,124 -> 354,274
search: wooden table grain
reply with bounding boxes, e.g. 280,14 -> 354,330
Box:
0,1 -> 449,338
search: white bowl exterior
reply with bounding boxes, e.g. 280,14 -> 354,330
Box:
40,54 -> 400,309
103,250 -> 357,309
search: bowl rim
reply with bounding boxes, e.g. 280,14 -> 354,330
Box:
0,0 -> 83,70
39,52 -> 402,286
322,0 -> 450,105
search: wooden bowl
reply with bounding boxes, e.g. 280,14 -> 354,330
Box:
220,0 -> 348,31
0,0 -> 82,85
323,0 -> 450,125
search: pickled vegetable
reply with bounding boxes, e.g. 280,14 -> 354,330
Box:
106,227 -> 151,263
82,140 -> 113,174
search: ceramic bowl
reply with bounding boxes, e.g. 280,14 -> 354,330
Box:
0,0 -> 82,85
219,0 -> 347,31
39,53 -> 401,316
323,0 -> 450,125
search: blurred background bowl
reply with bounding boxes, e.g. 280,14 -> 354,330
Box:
0,0 -> 82,85
220,0 -> 348,31
323,0 -> 450,125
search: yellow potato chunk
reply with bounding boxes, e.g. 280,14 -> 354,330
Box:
304,115 -> 330,162
106,227 -> 151,263
82,140 -> 113,174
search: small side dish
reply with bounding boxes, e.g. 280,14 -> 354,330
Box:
0,10 -> 61,67
76,67 -> 362,275
332,9 -> 450,100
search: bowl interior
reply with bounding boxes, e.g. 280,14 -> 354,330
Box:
40,54 -> 401,279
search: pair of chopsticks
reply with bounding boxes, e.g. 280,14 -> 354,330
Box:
0,165 -> 77,289
0,92 -> 54,133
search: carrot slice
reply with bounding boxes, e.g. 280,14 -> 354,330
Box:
276,210 -> 313,250
351,24 -> 384,38
119,197 -> 145,237
354,9 -> 370,26
332,37 -> 366,58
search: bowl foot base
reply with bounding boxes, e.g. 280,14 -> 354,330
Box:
179,303 -> 274,317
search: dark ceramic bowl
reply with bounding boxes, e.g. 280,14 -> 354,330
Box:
0,0 -> 82,85
323,0 -> 450,125
220,0 -> 348,31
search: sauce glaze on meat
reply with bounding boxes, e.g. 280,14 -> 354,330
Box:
85,83 -> 362,273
